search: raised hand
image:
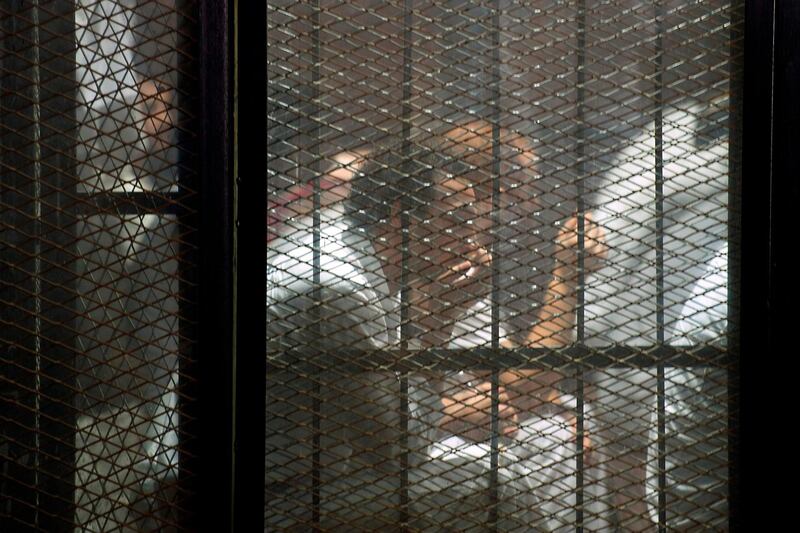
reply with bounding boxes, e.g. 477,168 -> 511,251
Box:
525,211 -> 606,347
553,212 -> 608,274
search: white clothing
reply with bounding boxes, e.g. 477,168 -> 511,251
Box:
267,207 -> 613,531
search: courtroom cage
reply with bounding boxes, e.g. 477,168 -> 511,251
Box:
0,0 -> 791,531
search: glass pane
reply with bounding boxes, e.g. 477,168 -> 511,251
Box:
75,214 -> 181,531
1,1 -> 197,530
267,0 -> 737,529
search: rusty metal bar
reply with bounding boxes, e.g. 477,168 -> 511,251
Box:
654,2 -> 667,531
267,345 -> 729,372
489,0 -> 501,529
575,2 -> 587,528
399,0 -> 414,529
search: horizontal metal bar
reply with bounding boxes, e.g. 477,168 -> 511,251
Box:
266,345 -> 728,373
73,191 -> 187,216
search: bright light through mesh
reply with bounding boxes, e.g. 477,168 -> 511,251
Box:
267,0 -> 737,530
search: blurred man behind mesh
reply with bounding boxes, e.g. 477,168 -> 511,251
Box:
266,122 -> 613,531
74,1 -> 181,530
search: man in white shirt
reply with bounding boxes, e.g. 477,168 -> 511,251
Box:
267,121 -> 613,530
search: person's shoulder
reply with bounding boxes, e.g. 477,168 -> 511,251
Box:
268,210 -> 374,296
269,209 -> 350,266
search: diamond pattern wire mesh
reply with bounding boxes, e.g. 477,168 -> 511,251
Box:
268,0 -> 739,531
1,1 -> 198,530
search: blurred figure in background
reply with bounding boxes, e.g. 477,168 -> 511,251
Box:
645,244 -> 728,529
585,100 -> 730,529
74,1 -> 181,530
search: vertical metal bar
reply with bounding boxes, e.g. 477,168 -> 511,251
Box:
740,0 -> 797,528
399,1 -> 413,529
575,1 -> 586,530
0,5 -> 39,527
727,0 -> 744,529
233,0 -> 267,529
399,370 -> 409,530
489,369 -> 499,530
399,201 -> 410,530
489,1 -> 501,530
653,3 -> 667,531
186,0 -> 234,530
26,2 -> 78,529
310,1 -> 322,528
31,5 -> 43,527
737,0 -> 800,526
176,1 -> 201,529
767,1 -> 797,527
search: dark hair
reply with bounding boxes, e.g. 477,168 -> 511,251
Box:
345,144 -> 455,236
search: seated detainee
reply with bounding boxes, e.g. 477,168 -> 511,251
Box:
267,121 -> 612,530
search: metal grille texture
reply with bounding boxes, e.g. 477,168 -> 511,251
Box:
1,1 -> 198,530
267,0 -> 739,530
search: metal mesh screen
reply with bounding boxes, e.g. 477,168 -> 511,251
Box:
1,1 -> 198,530
267,0 -> 740,530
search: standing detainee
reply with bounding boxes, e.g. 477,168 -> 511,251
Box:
267,121 -> 612,530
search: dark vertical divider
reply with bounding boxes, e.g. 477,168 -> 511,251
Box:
185,1 -> 233,531
234,0 -> 267,531
739,0 -> 773,529
36,3 -> 77,530
0,4 -> 40,529
176,0 -> 199,529
0,3 -> 77,530
739,0 -> 798,529
727,0 -> 744,530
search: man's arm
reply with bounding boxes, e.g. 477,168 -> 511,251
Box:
501,214 -> 605,452
528,213 -> 606,346
437,214 -> 606,440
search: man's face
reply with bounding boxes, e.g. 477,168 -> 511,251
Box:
373,121 -> 538,346
376,177 -> 493,346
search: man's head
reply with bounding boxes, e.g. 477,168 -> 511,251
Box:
345,121 -> 539,345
